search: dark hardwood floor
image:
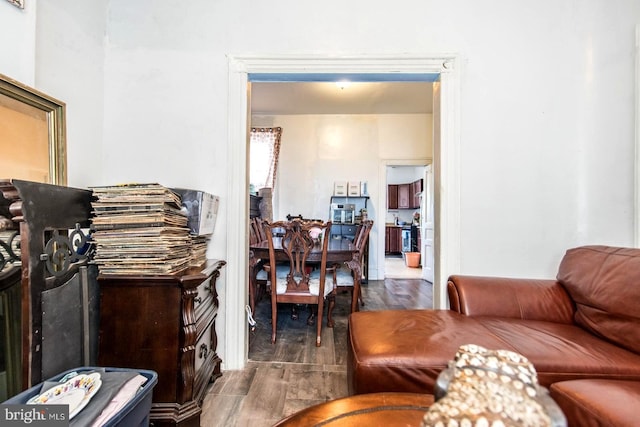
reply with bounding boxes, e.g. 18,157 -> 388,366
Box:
201,278 -> 433,426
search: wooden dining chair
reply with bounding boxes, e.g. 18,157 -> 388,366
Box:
249,217 -> 269,313
249,217 -> 259,245
286,214 -> 304,221
330,220 -> 373,312
286,214 -> 323,222
263,218 -> 334,346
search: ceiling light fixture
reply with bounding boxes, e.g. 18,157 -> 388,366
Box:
335,81 -> 351,90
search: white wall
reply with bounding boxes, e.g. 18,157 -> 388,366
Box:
6,0 -> 639,369
35,1 -> 108,187
252,113 -> 432,279
253,114 -> 432,219
0,0 -> 36,84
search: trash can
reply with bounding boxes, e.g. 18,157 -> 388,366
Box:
2,367 -> 157,427
405,252 -> 421,268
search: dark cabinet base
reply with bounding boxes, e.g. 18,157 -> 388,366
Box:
150,401 -> 201,427
385,226 -> 402,254
98,260 -> 226,427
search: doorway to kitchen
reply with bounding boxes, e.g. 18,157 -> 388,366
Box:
382,163 -> 430,280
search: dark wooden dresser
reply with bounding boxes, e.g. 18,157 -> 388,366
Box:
97,259 -> 226,427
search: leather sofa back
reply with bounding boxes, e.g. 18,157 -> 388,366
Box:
557,246 -> 640,355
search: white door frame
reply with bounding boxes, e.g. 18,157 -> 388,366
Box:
635,24 -> 640,246
225,54 -> 461,370
422,164 -> 435,282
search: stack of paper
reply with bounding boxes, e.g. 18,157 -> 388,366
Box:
189,235 -> 208,267
90,183 -> 192,275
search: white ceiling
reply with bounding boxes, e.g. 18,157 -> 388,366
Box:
250,82 -> 434,115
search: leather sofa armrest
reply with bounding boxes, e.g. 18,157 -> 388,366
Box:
447,275 -> 575,323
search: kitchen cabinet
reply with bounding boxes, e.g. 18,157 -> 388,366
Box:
388,180 -> 423,210
411,179 -> 423,209
385,226 -> 402,254
387,185 -> 398,209
98,260 -> 226,427
398,184 -> 411,209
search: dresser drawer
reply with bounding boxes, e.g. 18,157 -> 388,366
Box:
195,322 -> 213,374
194,277 -> 217,337
194,277 -> 213,310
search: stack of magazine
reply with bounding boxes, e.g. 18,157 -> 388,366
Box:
90,183 -> 193,275
189,235 -> 208,267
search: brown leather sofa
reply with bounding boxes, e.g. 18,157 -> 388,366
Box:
549,379 -> 640,427
347,245 -> 640,426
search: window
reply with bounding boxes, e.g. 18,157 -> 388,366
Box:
249,127 -> 282,193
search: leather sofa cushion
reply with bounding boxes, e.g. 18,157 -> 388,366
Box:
447,275 -> 574,323
550,379 -> 640,427
557,245 -> 640,354
348,310 -> 640,395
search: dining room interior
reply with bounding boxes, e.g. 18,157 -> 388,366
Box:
249,79 -> 435,284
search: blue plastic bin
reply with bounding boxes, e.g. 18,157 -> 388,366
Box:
2,367 -> 157,427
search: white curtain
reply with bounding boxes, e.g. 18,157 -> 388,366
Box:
249,127 -> 282,191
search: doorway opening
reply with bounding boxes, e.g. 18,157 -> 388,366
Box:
225,55 -> 460,371
250,79 -> 436,283
382,163 -> 430,281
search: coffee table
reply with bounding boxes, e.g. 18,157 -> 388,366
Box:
273,392 -> 434,426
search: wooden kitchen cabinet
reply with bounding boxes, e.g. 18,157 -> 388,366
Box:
398,184 -> 411,209
389,181 -> 422,210
98,260 -> 226,427
385,227 -> 390,252
387,185 -> 398,209
385,226 -> 402,254
411,179 -> 423,209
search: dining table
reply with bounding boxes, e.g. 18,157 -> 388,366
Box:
248,237 -> 362,317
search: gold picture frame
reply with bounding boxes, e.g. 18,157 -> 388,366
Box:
0,74 -> 67,185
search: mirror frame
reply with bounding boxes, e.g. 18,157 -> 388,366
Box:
0,74 -> 67,185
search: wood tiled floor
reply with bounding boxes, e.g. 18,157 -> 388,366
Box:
385,255 -> 424,279
201,278 -> 433,426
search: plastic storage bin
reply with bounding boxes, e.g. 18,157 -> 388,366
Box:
2,367 -> 157,427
